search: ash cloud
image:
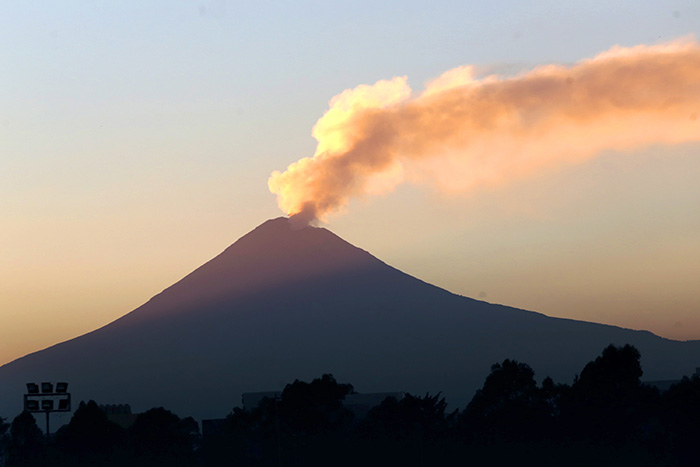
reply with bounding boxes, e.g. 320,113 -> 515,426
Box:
269,38 -> 700,223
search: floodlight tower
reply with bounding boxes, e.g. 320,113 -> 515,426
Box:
24,381 -> 71,436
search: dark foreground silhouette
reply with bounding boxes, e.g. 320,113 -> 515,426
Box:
2,344 -> 699,466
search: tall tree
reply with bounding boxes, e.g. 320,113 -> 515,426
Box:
561,344 -> 658,448
53,400 -> 126,466
460,359 -> 554,445
6,411 -> 45,467
279,373 -> 354,435
661,375 -> 700,464
129,407 -> 199,467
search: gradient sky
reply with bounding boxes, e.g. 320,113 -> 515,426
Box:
2,1 -> 700,366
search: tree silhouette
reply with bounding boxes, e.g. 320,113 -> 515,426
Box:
661,374 -> 700,464
53,400 -> 126,466
6,411 -> 45,467
362,393 -> 452,441
204,407 -> 261,467
274,374 -> 355,466
576,344 -> 643,395
6,345 -> 700,467
561,344 -> 658,449
460,359 -> 553,445
279,373 -> 354,435
354,393 -> 456,467
129,407 -> 199,467
205,374 -> 357,467
0,416 -> 9,466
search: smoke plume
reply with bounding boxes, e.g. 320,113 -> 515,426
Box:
269,38 -> 700,223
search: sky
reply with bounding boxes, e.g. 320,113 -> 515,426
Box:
2,0 -> 700,366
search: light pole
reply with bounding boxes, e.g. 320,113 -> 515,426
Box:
24,382 -> 71,436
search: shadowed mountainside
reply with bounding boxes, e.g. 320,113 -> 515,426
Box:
1,217 -> 699,420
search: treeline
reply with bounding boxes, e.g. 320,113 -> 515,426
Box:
0,403 -> 198,467
2,344 -> 700,466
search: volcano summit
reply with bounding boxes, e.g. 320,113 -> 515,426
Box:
1,217 -> 699,420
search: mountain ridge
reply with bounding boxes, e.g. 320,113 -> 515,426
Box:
1,217 -> 698,422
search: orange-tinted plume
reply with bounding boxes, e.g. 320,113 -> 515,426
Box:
269,38 -> 700,223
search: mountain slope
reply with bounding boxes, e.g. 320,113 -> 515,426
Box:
1,217 -> 698,421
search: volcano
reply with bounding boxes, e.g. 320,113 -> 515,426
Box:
1,217 -> 699,421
